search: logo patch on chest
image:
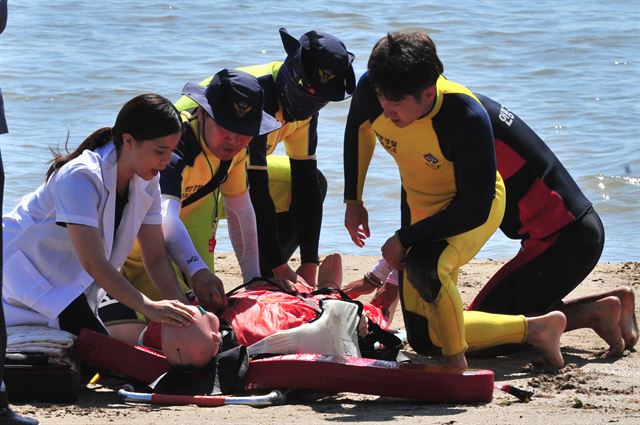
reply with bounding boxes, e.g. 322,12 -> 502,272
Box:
423,153 -> 441,169
182,184 -> 203,200
374,131 -> 397,154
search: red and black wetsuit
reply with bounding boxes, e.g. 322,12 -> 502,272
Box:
467,94 -> 605,315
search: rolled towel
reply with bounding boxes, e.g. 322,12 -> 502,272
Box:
7,325 -> 76,366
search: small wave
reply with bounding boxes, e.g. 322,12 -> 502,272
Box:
609,176 -> 640,187
594,174 -> 640,187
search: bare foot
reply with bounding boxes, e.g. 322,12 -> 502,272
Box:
587,296 -> 626,358
563,286 -> 638,351
317,253 -> 343,290
563,293 -> 628,357
443,352 -> 468,370
525,311 -> 566,369
611,287 -> 638,350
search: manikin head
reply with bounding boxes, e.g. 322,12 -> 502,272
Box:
161,305 -> 222,367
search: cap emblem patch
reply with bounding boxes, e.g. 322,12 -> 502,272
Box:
318,69 -> 336,84
233,101 -> 252,118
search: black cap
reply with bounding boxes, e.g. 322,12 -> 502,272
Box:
279,28 -> 356,101
182,69 -> 280,136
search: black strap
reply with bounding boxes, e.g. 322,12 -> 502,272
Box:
359,321 -> 403,361
151,345 -> 249,396
179,122 -> 233,209
225,276 -> 281,297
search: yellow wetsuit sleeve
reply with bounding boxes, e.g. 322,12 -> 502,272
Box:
281,115 -> 317,160
344,93 -> 376,203
220,149 -> 249,198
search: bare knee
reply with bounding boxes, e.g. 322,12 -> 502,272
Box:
615,286 -> 635,302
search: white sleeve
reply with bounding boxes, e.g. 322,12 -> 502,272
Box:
223,192 -> 260,282
371,258 -> 397,285
161,196 -> 208,278
142,177 -> 163,225
387,270 -> 399,286
54,167 -> 101,228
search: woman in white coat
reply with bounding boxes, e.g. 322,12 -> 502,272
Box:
2,93 -> 195,338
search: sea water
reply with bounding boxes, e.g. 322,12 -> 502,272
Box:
1,0 -> 638,261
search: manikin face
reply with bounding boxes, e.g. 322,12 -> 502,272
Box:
376,86 -> 436,128
161,305 -> 222,368
201,114 -> 253,160
123,132 -> 180,180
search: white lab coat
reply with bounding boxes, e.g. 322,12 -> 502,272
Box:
2,142 -> 162,328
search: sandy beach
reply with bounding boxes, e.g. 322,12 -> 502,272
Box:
11,254 -> 639,425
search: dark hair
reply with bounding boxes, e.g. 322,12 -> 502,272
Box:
367,31 -> 444,101
46,93 -> 181,179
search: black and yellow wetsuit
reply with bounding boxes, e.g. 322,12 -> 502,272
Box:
344,73 -> 525,357
99,111 -> 249,325
174,62 -> 326,276
468,94 -> 604,315
159,110 -> 249,268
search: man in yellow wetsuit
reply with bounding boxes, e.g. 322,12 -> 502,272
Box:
99,69 -> 283,344
342,31 -> 566,369
174,28 -> 355,285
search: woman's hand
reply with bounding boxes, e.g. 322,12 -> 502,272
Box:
141,299 -> 196,327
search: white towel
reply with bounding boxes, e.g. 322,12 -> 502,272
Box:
6,325 -> 76,367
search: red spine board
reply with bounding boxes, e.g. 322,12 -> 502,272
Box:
246,354 -> 493,403
75,329 -> 493,403
75,329 -> 171,383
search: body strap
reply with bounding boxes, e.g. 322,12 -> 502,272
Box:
179,118 -> 232,208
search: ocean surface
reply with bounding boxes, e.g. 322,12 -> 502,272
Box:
1,0 -> 638,261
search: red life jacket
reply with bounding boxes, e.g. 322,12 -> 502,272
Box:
220,281 -> 389,347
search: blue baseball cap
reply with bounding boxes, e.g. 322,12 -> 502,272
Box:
182,69 -> 280,136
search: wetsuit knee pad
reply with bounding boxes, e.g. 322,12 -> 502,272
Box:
404,241 -> 447,304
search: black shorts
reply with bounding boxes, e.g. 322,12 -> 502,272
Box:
97,293 -> 147,326
58,294 -> 109,336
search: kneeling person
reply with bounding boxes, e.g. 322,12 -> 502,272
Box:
100,70 -> 282,344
